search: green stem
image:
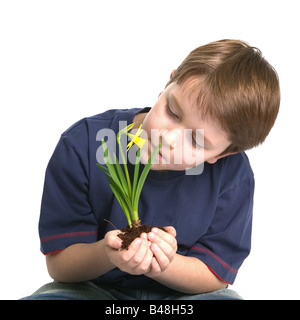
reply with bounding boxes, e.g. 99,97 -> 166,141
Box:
117,136 -> 132,197
132,148 -> 140,208
131,209 -> 139,223
132,219 -> 141,228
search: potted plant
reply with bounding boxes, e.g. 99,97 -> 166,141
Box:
96,123 -> 162,249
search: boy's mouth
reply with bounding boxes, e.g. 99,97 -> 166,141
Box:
158,150 -> 163,160
150,141 -> 166,163
149,140 -> 162,160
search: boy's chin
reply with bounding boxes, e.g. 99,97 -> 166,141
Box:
149,162 -> 205,176
140,150 -> 201,172
150,163 -> 193,172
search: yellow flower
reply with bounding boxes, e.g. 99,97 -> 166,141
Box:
127,124 -> 146,151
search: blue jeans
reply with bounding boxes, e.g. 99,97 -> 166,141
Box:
20,281 -> 242,300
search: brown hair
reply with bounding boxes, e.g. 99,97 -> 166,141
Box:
170,39 -> 280,154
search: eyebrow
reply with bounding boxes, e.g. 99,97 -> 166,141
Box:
168,92 -> 214,148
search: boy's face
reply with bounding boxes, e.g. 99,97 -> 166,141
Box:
135,77 -> 232,171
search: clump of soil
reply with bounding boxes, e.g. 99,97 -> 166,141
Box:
118,225 -> 167,250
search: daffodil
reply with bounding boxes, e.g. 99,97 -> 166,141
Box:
127,124 -> 146,151
96,123 -> 160,228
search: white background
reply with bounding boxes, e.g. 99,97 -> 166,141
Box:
1,0 -> 299,300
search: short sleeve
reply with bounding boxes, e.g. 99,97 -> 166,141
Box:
187,177 -> 254,284
39,135 -> 98,254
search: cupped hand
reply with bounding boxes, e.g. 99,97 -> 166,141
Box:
145,226 -> 177,277
104,230 -> 153,275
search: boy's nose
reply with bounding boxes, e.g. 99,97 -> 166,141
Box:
161,129 -> 178,149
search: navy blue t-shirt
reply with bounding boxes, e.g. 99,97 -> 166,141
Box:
39,108 -> 254,287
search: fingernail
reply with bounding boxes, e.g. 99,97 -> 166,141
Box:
134,238 -> 141,245
148,232 -> 155,240
152,228 -> 158,233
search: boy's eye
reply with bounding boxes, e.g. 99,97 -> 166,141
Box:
166,104 -> 180,121
192,135 -> 197,147
192,133 -> 204,149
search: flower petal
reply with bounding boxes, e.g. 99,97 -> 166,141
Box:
134,136 -> 146,149
127,140 -> 134,151
126,125 -> 146,151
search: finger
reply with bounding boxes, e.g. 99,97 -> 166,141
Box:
119,233 -> 148,265
150,242 -> 169,271
164,226 -> 177,237
118,237 -> 142,264
132,245 -> 153,274
148,229 -> 177,256
129,236 -> 149,267
145,256 -> 162,278
105,230 -> 123,249
151,227 -> 176,241
152,257 -> 161,273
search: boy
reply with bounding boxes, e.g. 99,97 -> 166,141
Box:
23,39 -> 280,300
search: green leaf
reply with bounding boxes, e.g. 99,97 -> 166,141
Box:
117,123 -> 136,142
109,179 -> 132,228
101,140 -> 123,192
107,168 -> 132,212
96,163 -> 110,177
113,154 -> 129,200
133,144 -> 160,210
100,140 -> 132,208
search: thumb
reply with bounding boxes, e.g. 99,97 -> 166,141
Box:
105,230 -> 123,249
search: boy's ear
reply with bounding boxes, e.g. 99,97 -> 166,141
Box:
165,69 -> 176,88
170,69 -> 176,80
206,152 -> 237,164
165,69 -> 177,88
158,69 -> 177,97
